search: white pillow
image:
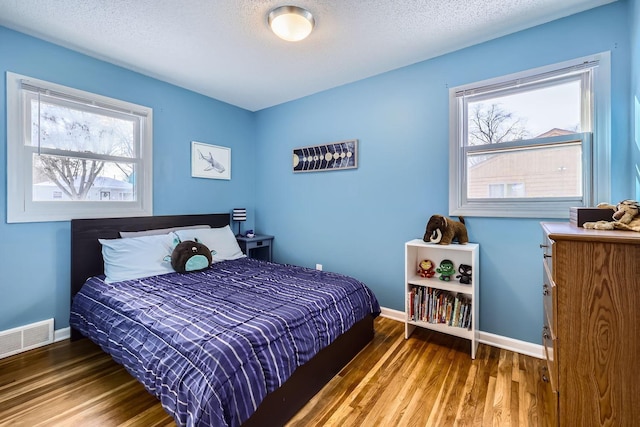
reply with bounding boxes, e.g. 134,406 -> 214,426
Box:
99,234 -> 175,283
173,225 -> 245,262
119,224 -> 210,238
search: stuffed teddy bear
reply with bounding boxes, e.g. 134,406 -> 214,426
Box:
423,215 -> 468,245
417,259 -> 435,278
583,200 -> 640,232
166,237 -> 213,273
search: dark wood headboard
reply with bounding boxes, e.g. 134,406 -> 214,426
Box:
70,213 -> 230,304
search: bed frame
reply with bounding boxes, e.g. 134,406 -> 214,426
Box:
70,213 -> 374,426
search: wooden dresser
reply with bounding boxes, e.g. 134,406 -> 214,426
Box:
540,222 -> 640,426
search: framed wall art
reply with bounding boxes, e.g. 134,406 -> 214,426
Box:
191,141 -> 231,180
292,139 -> 358,173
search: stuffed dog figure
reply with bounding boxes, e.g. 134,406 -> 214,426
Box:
583,200 -> 640,232
423,215 -> 468,245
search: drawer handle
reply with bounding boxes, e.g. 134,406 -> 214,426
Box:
539,244 -> 548,249
543,284 -> 549,296
540,366 -> 550,383
542,326 -> 551,340
543,254 -> 552,259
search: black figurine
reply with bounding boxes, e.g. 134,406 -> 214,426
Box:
456,264 -> 472,284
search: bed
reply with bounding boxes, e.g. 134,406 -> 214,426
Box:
69,213 -> 380,427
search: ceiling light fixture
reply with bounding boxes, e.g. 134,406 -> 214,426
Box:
268,5 -> 315,42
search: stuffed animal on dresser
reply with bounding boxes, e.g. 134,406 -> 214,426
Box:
582,200 -> 640,232
423,215 -> 469,245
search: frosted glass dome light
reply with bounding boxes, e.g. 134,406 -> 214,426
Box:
268,6 -> 315,42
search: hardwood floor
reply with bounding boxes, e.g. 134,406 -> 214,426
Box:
0,317 -> 552,426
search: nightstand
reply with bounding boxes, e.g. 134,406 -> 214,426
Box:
236,234 -> 274,262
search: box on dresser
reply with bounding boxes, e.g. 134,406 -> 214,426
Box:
568,207 -> 615,227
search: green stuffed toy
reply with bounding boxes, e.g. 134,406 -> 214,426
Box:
165,236 -> 214,273
436,259 -> 455,281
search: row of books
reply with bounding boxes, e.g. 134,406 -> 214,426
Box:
407,285 -> 472,329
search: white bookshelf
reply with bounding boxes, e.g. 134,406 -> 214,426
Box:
404,239 -> 479,359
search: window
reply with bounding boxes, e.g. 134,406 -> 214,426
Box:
449,53 -> 610,218
488,183 -> 525,198
7,72 -> 153,223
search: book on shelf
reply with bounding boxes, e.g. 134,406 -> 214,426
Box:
407,285 -> 471,329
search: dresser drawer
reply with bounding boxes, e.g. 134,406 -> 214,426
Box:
542,318 -> 557,393
542,261 -> 556,337
244,238 -> 270,250
540,364 -> 558,427
541,236 -> 553,275
541,243 -> 558,424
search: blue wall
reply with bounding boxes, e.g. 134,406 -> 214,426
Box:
0,27 -> 257,331
1,1 -> 634,346
255,1 -> 631,344
632,0 -> 640,199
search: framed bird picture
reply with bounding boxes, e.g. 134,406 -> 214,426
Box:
191,141 -> 231,180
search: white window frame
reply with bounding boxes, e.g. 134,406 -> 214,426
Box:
6,72 -> 153,223
449,52 -> 610,218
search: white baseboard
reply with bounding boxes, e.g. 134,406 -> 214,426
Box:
379,306 -> 544,359
54,327 -> 70,342
379,307 -> 405,322
478,331 -> 544,359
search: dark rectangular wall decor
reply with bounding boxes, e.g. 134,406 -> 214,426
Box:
292,139 -> 358,173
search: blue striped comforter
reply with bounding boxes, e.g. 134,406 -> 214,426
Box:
70,258 -> 380,427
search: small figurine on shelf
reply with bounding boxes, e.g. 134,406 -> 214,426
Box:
436,259 -> 455,281
456,264 -> 472,284
417,259 -> 435,278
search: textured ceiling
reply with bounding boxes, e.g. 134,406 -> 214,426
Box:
0,0 -> 616,111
